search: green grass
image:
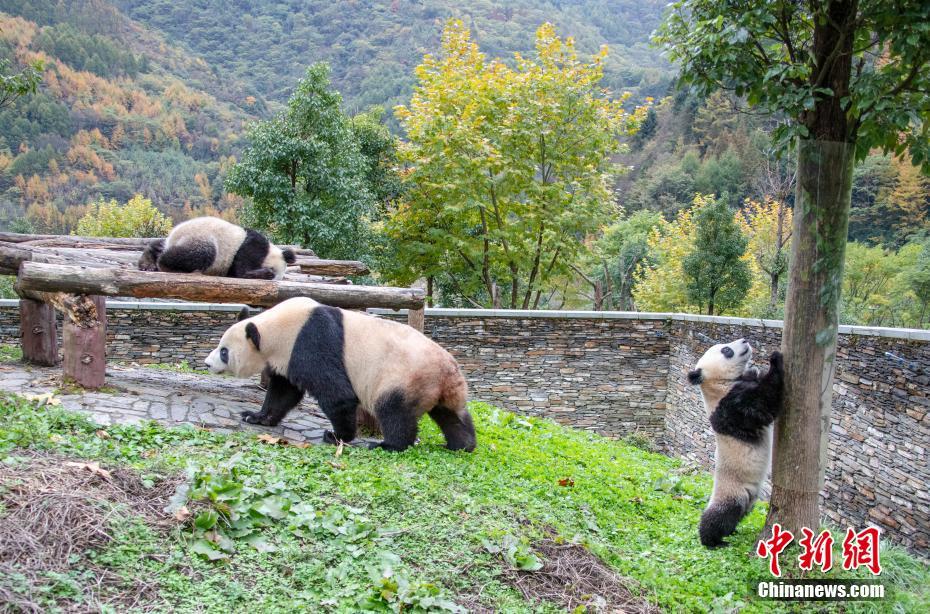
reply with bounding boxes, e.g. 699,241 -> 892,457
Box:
0,344 -> 22,362
0,394 -> 927,612
142,360 -> 213,375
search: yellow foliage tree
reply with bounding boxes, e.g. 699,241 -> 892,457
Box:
75,194 -> 172,238
737,198 -> 794,317
388,20 -> 644,308
632,195 -> 710,312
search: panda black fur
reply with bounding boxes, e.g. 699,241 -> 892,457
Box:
138,216 -> 296,280
686,338 -> 784,548
205,297 -> 476,452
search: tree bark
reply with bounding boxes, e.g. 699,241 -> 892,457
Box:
15,262 -> 425,310
768,139 -> 855,536
19,299 -> 58,366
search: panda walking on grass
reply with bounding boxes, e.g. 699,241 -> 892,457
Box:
204,297 -> 477,453
686,338 -> 784,548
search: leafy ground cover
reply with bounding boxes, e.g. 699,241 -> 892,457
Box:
0,393 -> 927,612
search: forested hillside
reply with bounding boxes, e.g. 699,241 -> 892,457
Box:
0,0 -> 267,231
113,0 -> 671,117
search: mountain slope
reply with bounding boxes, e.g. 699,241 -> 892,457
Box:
0,1 -> 265,230
114,0 -> 671,117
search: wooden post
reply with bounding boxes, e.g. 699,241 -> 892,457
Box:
19,299 -> 58,365
62,295 -> 106,389
407,306 -> 425,333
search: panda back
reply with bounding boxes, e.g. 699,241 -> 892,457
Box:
166,217 -> 247,276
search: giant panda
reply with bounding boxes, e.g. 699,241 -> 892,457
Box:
138,217 -> 296,280
686,338 -> 784,547
204,297 -> 476,452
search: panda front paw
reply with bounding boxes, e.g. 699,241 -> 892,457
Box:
241,410 -> 274,426
769,351 -> 784,373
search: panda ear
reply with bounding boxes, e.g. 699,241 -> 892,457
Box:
245,322 -> 261,351
237,306 -> 251,322
687,368 -> 703,385
282,248 -> 297,265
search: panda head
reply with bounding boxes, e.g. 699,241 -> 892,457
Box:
687,338 -> 753,386
205,312 -> 265,377
263,245 -> 298,280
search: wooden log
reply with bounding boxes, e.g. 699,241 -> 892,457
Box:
407,306 -> 425,333
297,258 -> 369,276
62,295 -> 106,389
19,299 -> 58,366
17,262 -> 425,310
0,232 -> 158,247
16,289 -> 100,327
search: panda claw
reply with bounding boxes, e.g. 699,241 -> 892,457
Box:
241,410 -> 272,425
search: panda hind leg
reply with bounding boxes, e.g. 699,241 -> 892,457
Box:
698,497 -> 749,548
157,241 -> 216,273
428,406 -> 476,452
371,390 -> 418,452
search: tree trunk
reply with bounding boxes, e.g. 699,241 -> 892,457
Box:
765,0 -> 857,537
769,272 -> 780,312
427,276 -> 434,308
767,139 -> 855,536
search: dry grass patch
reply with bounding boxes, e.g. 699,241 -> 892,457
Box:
506,537 -> 660,613
0,451 -> 181,613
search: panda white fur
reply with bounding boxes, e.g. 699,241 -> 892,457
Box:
204,297 -> 476,452
138,216 -> 296,280
686,338 -> 784,547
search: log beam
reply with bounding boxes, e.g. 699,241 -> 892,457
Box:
19,299 -> 58,366
16,262 -> 425,310
297,258 -> 369,276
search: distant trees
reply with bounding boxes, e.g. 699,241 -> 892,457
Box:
589,210 -> 663,310
383,20 -> 644,308
225,64 -> 378,259
75,194 -> 172,237
683,196 -> 751,315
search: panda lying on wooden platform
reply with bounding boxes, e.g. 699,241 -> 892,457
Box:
205,297 -> 476,452
687,338 -> 784,547
138,216 -> 296,280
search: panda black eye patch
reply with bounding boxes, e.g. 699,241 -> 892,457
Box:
220,348 -> 229,363
721,346 -> 735,358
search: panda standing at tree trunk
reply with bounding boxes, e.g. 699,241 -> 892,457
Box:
138,216 -> 296,280
687,338 -> 784,547
205,297 -> 476,452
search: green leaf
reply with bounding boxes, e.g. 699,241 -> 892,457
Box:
191,539 -> 229,561
194,510 -> 219,531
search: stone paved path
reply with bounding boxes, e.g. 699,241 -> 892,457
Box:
0,360 -> 351,445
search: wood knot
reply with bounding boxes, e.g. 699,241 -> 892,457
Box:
31,326 -> 44,335
80,354 -> 94,364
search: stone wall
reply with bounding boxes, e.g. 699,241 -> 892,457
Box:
1,300 -> 928,554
